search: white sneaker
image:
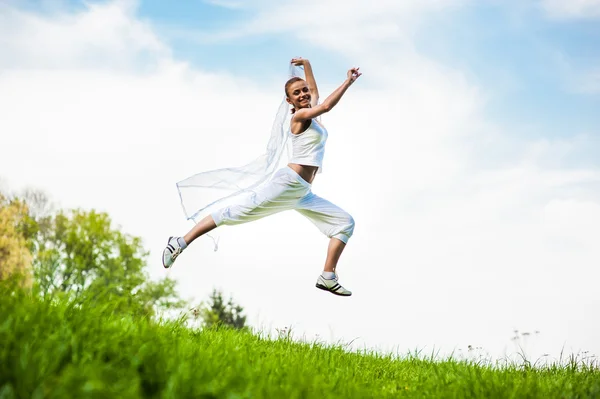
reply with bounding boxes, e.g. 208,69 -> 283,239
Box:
315,274 -> 352,296
162,236 -> 184,269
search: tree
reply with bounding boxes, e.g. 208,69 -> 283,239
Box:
30,208 -> 186,316
195,288 -> 247,330
0,195 -> 33,287
1,185 -> 186,318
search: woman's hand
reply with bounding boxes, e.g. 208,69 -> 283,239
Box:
291,57 -> 319,106
347,67 -> 362,84
291,57 -> 308,66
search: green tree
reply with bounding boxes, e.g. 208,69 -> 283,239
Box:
2,185 -> 186,318
0,194 -> 33,287
31,208 -> 186,316
196,288 -> 247,330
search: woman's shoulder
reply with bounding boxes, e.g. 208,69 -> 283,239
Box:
290,116 -> 314,135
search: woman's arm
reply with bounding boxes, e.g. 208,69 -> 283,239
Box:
291,57 -> 319,107
293,67 -> 362,123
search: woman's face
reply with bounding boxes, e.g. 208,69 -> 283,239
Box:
286,80 -> 311,110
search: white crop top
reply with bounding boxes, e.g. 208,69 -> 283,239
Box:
289,119 -> 328,173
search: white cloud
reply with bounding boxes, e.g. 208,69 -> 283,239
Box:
1,0 -> 599,363
0,1 -> 167,71
540,0 -> 600,19
176,0 -> 469,47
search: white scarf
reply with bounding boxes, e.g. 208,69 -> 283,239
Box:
175,64 -> 304,249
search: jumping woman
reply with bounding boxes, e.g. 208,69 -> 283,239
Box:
162,57 -> 362,296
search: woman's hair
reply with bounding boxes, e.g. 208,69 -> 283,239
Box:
285,77 -> 305,114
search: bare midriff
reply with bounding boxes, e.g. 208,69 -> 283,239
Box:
287,163 -> 319,184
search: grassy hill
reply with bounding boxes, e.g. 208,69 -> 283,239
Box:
1,286 -> 599,399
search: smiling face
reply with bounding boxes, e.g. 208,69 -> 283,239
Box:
285,78 -> 311,112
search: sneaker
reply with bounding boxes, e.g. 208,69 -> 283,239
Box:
162,236 -> 184,269
315,274 -> 352,296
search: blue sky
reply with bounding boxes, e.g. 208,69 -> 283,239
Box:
137,1 -> 350,81
137,0 -> 600,139
415,2 -> 600,139
13,0 -> 600,141
168,2 -> 587,146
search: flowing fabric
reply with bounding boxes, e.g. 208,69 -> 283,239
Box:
176,64 -> 305,245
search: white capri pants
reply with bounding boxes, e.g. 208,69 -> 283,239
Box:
211,167 -> 355,244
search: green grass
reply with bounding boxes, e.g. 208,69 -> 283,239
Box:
1,287 -> 599,398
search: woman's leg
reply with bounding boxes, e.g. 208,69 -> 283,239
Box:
324,237 -> 346,273
183,214 -> 217,245
163,168 -> 306,268
162,215 -> 216,269
295,192 -> 355,296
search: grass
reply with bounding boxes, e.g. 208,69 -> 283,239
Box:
1,286 -> 599,398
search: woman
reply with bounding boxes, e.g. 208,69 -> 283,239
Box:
163,58 -> 362,296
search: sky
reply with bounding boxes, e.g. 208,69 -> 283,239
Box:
1,0 -> 599,364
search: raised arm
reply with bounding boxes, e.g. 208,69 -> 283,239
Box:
293,67 -> 362,124
291,57 -> 319,107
